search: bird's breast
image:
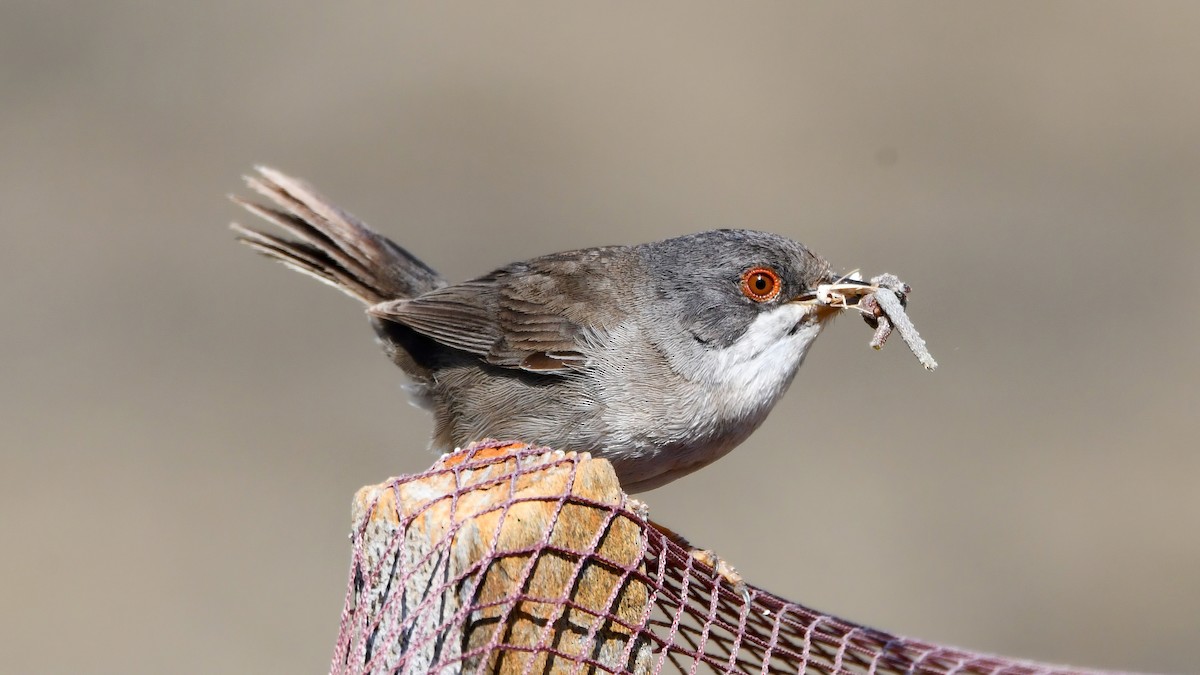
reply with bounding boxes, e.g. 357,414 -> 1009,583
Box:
589,306 -> 827,489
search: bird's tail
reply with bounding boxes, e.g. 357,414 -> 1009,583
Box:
231,167 -> 444,304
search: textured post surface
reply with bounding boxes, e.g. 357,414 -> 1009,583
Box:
336,441 -> 651,674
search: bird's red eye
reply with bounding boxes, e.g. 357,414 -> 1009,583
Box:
740,267 -> 781,302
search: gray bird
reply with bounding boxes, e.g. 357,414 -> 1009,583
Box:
232,167 -> 857,491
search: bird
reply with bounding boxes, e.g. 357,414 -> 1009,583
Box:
232,167 -> 866,492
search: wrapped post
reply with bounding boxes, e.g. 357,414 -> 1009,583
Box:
334,441 -> 652,674
332,441 -> 1113,675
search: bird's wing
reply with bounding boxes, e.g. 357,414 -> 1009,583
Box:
371,249 -> 629,374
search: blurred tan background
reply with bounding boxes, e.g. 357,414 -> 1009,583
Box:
2,2 -> 1198,673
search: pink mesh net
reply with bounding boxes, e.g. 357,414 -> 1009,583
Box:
332,441 -> 1104,675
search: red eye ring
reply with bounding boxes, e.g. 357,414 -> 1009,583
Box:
740,267 -> 782,302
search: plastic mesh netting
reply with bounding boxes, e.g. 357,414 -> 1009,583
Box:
332,441 -> 1102,675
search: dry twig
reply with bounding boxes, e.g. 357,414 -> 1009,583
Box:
816,272 -> 938,371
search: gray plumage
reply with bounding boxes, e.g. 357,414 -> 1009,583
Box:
233,167 -> 839,491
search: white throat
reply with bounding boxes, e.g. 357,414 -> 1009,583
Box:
700,304 -> 825,415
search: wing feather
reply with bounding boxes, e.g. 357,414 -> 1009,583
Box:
368,248 -> 631,374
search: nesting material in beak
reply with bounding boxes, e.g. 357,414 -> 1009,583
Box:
804,271 -> 938,371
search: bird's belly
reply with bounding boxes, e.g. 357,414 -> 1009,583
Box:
608,424 -> 763,492
597,375 -> 783,491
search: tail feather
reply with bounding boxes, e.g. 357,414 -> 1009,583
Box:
231,167 -> 444,305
